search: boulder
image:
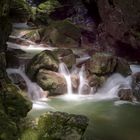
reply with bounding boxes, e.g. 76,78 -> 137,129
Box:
132,72 -> 140,101
115,57 -> 131,76
118,88 -> 134,101
37,69 -> 67,96
54,48 -> 76,69
0,83 -> 32,120
37,111 -> 89,140
88,74 -> 106,93
20,111 -> 89,140
41,20 -> 81,48
87,53 -> 117,75
26,50 -> 59,80
86,53 -> 131,76
10,0 -> 32,22
0,109 -> 18,140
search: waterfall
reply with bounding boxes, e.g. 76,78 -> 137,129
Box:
59,63 -> 73,95
78,65 -> 88,95
59,62 -> 89,95
6,67 -> 44,100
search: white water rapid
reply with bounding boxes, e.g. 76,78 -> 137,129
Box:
6,67 -> 44,100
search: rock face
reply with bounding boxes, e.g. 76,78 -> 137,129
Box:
37,69 -> 67,96
21,111 -> 88,140
26,50 -> 59,80
0,1 -> 32,139
96,0 -> 140,62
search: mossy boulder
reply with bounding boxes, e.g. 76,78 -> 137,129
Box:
26,50 -> 59,80
40,20 -> 81,48
87,53 -> 131,76
20,111 -> 89,140
0,109 -> 18,140
37,69 -> 67,96
10,0 -> 32,22
88,74 -> 106,93
54,48 -> 76,69
87,53 -> 117,75
0,83 -> 32,120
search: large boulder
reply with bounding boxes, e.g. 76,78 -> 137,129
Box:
87,53 -> 117,75
0,83 -> 32,120
26,50 -> 59,80
36,69 -> 67,96
86,53 -> 131,76
10,0 -> 32,22
20,111 -> 89,140
41,20 -> 81,48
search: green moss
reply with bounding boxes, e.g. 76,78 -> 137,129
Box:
38,0 -> 61,14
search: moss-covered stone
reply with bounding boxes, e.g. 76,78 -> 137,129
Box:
0,83 -> 32,121
10,0 -> 32,22
0,109 -> 18,140
26,50 -> 59,80
40,20 -> 81,48
87,53 -> 117,75
20,111 -> 88,140
37,69 -> 67,96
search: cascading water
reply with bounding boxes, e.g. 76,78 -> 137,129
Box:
59,63 -> 73,95
78,65 -> 88,95
6,67 -> 44,100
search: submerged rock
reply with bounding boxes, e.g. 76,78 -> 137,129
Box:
37,111 -> 89,140
37,69 -> 67,96
26,50 -> 59,80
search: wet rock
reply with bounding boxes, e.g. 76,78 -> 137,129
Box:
88,74 -> 106,93
37,111 -> 89,140
26,50 -> 59,80
37,69 -> 67,96
115,57 -> 132,77
87,53 -> 117,75
132,72 -> 140,101
54,48 -> 76,69
118,88 -> 133,101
